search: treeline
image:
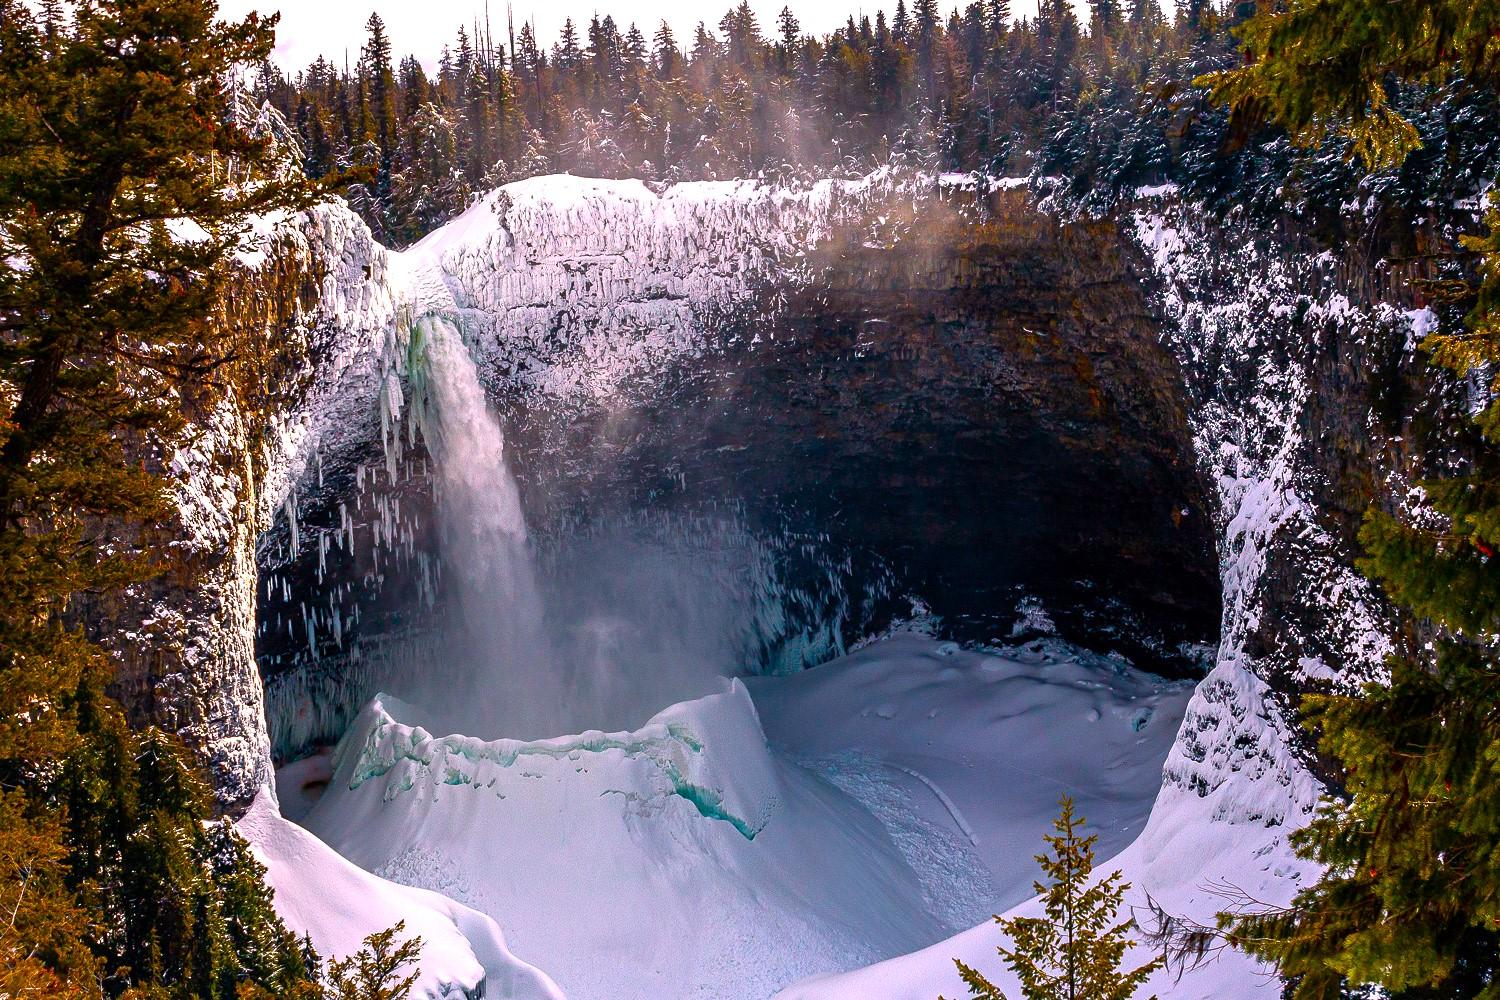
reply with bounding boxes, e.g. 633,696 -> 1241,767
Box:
250,0 -> 1248,246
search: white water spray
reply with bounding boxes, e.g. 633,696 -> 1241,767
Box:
404,314 -> 561,738
378,312 -> 861,742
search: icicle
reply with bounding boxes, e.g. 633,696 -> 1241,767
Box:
284,493 -> 300,559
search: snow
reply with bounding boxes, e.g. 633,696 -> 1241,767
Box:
280,632 -> 1192,1000
394,172 -> 897,407
237,791 -> 563,1000
221,172 -> 1437,996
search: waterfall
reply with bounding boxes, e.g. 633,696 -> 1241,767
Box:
382,312 -> 876,742
403,314 -> 559,739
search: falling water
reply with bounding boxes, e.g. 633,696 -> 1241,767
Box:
403,314 -> 560,738
372,313 -> 883,742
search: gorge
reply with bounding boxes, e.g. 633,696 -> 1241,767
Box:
108,170 -> 1434,998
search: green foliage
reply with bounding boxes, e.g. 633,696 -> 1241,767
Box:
324,921 -> 423,1000
52,696 -> 316,998
945,797 -> 1161,1000
1224,649 -> 1500,998
1199,0 -> 1500,170
1202,3 -> 1500,998
0,0 -> 329,994
259,0 -> 1194,246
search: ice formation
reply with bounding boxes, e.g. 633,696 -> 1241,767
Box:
287,634 -> 1190,1000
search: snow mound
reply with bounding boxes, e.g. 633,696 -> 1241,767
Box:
286,634 -> 1199,999
298,674 -> 942,1000
237,792 -> 562,1000
747,633 -> 1193,911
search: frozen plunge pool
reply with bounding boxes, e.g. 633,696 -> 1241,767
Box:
275,631 -> 1192,1000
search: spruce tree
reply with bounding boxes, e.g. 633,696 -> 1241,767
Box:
946,798 -> 1161,1000
325,921 -> 423,1000
1202,2 -> 1500,997
1199,0 -> 1500,169
0,0 -> 329,993
653,20 -> 680,79
894,0 -> 913,44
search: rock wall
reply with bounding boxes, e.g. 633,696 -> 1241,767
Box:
102,202 -> 396,811
124,171 -> 1435,851
252,177 -> 1223,762
502,188 -> 1220,664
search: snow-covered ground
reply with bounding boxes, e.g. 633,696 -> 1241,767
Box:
270,631 -> 1195,999
239,792 -> 563,1000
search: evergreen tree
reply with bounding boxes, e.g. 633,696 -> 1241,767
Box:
462,66 -> 495,183
555,18 -> 581,70
653,20 -> 680,79
988,0 -> 1011,38
894,0 -> 913,44
946,798 -> 1161,1000
720,0 -> 762,70
325,921 -> 422,1000
623,23 -> 648,78
1089,0 -> 1121,38
1199,0 -> 1500,169
777,7 -> 801,73
1202,2 -> 1500,997
362,13 -> 396,156
691,22 -> 721,64
0,0 -> 330,992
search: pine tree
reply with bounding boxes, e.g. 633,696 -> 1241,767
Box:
462,66 -> 495,183
947,798 -> 1161,1000
653,20 -> 680,79
623,24 -> 648,78
555,18 -> 581,71
360,12 -> 398,237
894,0 -> 914,44
719,0 -> 762,70
325,921 -> 423,1000
1203,2 -> 1500,997
988,0 -> 1011,38
777,7 -> 801,73
948,803 -> 1158,1000
1199,0 -> 1500,169
1089,0 -> 1121,38
0,0 -> 329,992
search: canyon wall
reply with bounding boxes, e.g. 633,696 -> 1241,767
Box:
116,171 -> 1434,885
101,202 -> 397,811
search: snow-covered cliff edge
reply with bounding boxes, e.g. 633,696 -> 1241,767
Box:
107,199 -> 398,810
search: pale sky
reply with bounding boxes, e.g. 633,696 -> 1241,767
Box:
218,0 -> 1073,75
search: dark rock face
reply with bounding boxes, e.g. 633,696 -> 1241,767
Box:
91,174 -> 1467,873
81,180 -> 1226,802
94,204 -> 394,812
506,194 -> 1220,674
251,193 -> 1224,761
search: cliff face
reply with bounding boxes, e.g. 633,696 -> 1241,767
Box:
101,202 -> 396,811
502,188 -> 1220,668
120,170 -> 1434,886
